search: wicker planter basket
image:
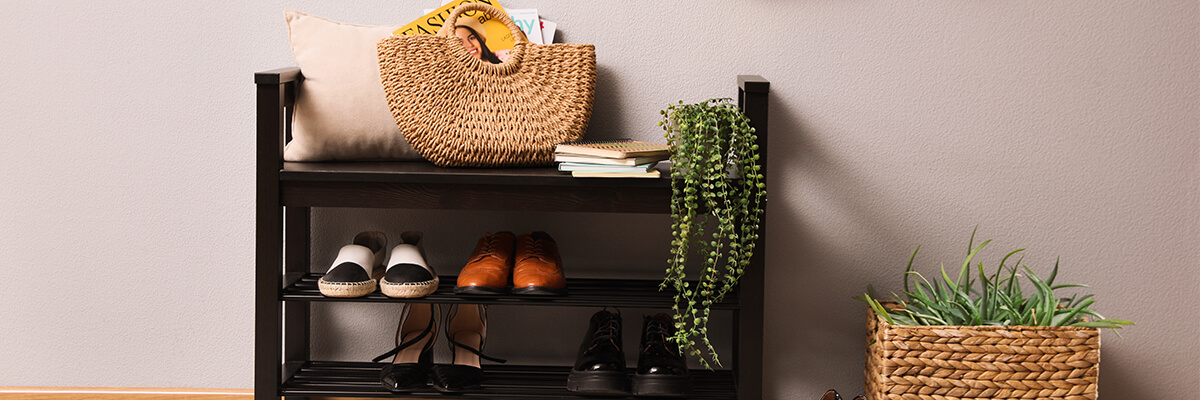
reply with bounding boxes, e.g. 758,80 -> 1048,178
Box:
865,303 -> 1101,400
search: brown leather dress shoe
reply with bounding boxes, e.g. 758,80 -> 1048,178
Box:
512,232 -> 567,295
454,232 -> 516,295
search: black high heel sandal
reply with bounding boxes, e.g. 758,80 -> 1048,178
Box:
374,303 -> 439,392
430,304 -> 507,393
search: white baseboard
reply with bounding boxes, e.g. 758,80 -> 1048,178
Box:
0,387 -> 252,400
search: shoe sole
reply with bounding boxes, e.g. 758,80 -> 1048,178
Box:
567,370 -> 628,394
511,286 -> 567,296
632,374 -> 692,397
317,278 -> 377,298
318,267 -> 385,298
431,384 -> 478,394
380,277 -> 439,298
453,285 -> 508,295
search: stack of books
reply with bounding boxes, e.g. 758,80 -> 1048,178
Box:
554,140 -> 670,178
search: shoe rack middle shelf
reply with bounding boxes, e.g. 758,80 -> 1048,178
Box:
282,273 -> 740,309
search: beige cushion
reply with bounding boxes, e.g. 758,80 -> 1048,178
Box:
283,10 -> 420,161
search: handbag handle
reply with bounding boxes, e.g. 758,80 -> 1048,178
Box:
435,2 -> 527,44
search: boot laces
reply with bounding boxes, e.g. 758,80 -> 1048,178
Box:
588,317 -> 621,351
642,318 -> 677,356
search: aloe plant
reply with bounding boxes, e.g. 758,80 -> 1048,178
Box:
855,230 -> 1133,331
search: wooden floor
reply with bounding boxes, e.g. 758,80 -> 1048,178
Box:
0,388 -> 440,400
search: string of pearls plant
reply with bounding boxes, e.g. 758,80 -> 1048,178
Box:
658,98 -> 765,369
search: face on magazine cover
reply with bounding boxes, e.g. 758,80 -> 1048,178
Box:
455,25 -> 502,64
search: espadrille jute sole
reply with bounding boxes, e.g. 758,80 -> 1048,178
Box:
318,279 -> 378,298
318,267 -> 384,298
380,277 -> 440,298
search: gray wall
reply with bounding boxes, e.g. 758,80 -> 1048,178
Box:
2,1 -> 1197,398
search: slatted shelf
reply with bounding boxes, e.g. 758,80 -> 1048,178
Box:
282,361 -> 736,399
281,273 -> 740,310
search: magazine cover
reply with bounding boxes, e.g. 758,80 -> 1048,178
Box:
505,9 -> 543,44
398,0 -> 522,61
428,5 -> 549,45
539,19 -> 557,43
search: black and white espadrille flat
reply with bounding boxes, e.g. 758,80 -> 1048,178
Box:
318,231 -> 387,298
380,231 -> 439,298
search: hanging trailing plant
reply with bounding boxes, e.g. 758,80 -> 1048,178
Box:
658,98 -> 765,369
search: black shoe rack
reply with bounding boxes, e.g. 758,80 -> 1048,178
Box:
255,67 -> 770,399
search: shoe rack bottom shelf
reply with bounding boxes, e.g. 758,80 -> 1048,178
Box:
283,361 -> 737,399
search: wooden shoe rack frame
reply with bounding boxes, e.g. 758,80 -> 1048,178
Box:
255,67 -> 770,400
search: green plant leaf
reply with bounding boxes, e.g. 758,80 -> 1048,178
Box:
959,239 -> 990,289
1094,318 -> 1135,325
1052,298 -> 1093,326
904,245 -> 920,294
862,295 -> 895,325
1046,256 -> 1059,286
939,263 -> 958,294
967,226 -> 978,254
1073,320 -> 1134,329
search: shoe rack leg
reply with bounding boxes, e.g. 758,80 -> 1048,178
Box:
283,206 -> 311,400
736,75 -> 769,400
255,79 -> 285,400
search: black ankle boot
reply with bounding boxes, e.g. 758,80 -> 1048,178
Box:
631,313 -> 691,396
567,309 -> 628,394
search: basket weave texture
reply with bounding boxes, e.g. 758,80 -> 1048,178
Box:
866,304 -> 1100,400
377,3 -> 596,167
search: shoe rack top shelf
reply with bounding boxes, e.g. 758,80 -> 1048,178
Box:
283,161 -> 670,187
280,162 -> 673,213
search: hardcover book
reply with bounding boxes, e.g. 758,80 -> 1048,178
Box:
558,162 -> 656,173
554,153 -> 669,166
555,140 -> 670,159
570,170 -> 662,179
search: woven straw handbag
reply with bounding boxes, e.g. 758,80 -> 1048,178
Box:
377,3 -> 596,167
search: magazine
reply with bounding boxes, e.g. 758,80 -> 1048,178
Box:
506,9 -> 543,44
399,0 -> 520,60
434,2 -> 552,45
540,19 -> 557,43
